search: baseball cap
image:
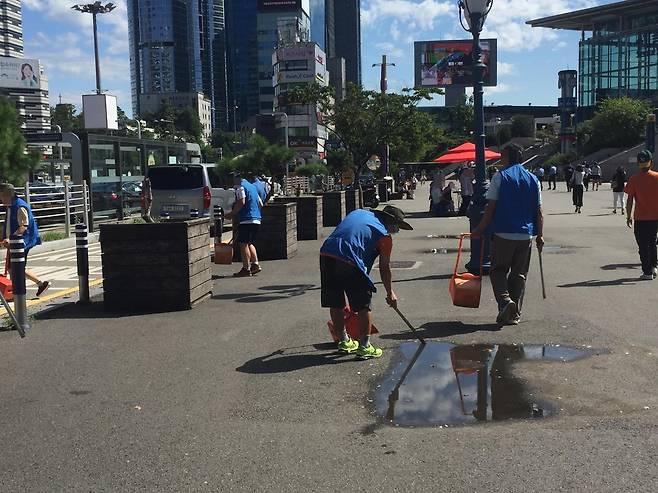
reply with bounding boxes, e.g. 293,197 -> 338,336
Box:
374,205 -> 413,230
637,150 -> 652,168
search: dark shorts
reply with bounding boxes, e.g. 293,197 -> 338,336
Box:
237,223 -> 259,244
320,255 -> 373,312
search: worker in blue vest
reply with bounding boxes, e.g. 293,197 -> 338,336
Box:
251,175 -> 272,205
472,144 -> 544,326
0,183 -> 49,296
225,174 -> 264,277
320,205 -> 413,360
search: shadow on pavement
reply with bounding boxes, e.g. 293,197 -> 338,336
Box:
380,321 -> 501,341
601,263 -> 642,271
212,284 -> 319,303
375,273 -> 452,286
236,343 -> 349,374
557,278 -> 638,288
35,300 -> 168,320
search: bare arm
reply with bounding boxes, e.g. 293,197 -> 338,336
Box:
378,253 -> 397,309
535,205 -> 544,251
626,196 -> 634,228
225,197 -> 245,220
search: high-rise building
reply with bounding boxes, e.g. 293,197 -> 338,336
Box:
329,0 -> 361,86
0,0 -> 50,132
310,0 -> 329,52
225,0 -> 259,132
128,0 -> 228,130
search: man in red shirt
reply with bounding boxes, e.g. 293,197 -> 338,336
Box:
625,150 -> 658,280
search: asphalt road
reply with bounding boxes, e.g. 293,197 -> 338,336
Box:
0,182 -> 656,492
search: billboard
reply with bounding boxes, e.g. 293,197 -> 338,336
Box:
0,57 -> 43,89
258,0 -> 309,13
414,39 -> 497,88
82,94 -> 119,130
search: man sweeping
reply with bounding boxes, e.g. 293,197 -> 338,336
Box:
472,144 -> 544,325
320,206 -> 413,359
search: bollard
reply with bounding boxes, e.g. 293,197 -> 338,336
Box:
64,180 -> 71,237
9,235 -> 29,336
190,208 -> 200,219
75,224 -> 90,303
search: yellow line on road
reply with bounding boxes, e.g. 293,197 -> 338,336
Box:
0,279 -> 104,315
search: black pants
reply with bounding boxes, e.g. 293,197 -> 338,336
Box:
572,185 -> 584,207
458,195 -> 471,215
548,176 -> 557,189
634,220 -> 658,275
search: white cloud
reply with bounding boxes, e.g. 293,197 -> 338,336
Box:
373,42 -> 405,59
362,0 -> 454,31
486,83 -> 515,94
497,62 -> 515,76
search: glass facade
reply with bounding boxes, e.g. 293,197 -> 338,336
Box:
332,0 -> 361,85
579,12 -> 658,107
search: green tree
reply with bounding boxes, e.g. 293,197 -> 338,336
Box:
325,149 -> 353,172
389,110 -> 445,165
176,106 -> 203,142
216,134 -> 294,179
446,95 -> 474,137
295,162 -> 329,177
510,115 -> 535,138
0,97 -> 39,183
586,97 -> 651,153
210,130 -> 241,158
290,83 -> 442,178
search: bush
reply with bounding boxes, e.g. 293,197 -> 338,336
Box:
295,163 -> 329,177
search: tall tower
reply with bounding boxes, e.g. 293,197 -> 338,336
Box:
331,0 -> 361,85
0,0 -> 50,132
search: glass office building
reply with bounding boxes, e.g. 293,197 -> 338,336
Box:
529,0 -> 658,108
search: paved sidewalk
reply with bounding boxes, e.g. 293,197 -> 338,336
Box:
0,183 -> 656,491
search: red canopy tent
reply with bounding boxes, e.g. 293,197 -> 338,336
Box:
432,142 -> 501,164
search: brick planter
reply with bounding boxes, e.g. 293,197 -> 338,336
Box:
322,191 -> 346,227
234,202 -> 298,261
100,219 -> 212,311
345,189 -> 359,213
274,195 -> 322,240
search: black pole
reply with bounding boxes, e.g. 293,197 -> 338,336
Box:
466,12 -> 491,275
76,224 -> 90,303
9,235 -> 29,336
92,11 -> 102,94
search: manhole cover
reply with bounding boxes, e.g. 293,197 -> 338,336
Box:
374,341 -> 600,427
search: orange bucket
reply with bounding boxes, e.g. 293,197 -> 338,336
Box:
327,306 -> 379,342
214,238 -> 234,265
448,233 -> 484,308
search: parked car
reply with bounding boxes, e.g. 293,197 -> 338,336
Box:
148,163 -> 235,220
92,181 -> 143,217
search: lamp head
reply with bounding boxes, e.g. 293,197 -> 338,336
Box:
458,0 -> 493,33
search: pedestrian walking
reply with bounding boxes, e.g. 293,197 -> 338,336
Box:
583,163 -> 591,191
320,206 -> 413,359
226,173 -> 264,277
590,162 -> 602,191
458,163 -> 474,215
624,150 -> 658,280
548,165 -> 557,190
564,164 -> 574,192
472,144 -> 544,326
571,164 -> 585,213
0,183 -> 50,296
535,166 -> 545,191
420,171 -> 427,186
611,166 -> 627,214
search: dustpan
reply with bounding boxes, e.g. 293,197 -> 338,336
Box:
327,305 -> 379,342
448,233 -> 484,308
0,253 -> 13,302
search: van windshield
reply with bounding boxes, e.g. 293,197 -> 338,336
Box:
149,166 -> 204,190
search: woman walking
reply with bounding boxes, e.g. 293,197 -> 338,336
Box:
571,164 -> 585,213
611,166 -> 627,214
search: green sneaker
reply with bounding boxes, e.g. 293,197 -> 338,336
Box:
356,344 -> 383,360
337,339 -> 359,354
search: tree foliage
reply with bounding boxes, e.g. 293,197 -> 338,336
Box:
290,83 -> 443,178
215,134 -> 294,180
295,162 -> 329,177
510,115 -> 535,138
144,103 -> 204,143
582,97 -> 652,153
0,97 -> 39,183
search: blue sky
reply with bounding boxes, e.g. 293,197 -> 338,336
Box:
21,0 -> 613,117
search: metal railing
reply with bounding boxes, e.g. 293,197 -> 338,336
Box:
0,181 -> 90,237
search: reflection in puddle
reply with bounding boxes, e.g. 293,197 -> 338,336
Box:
375,342 -> 598,427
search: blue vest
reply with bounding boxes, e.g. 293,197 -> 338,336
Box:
492,164 -> 540,236
7,197 -> 41,250
253,179 -> 268,203
320,209 -> 389,290
238,179 -> 262,223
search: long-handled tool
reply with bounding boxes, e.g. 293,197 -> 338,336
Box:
392,306 -> 426,345
386,342 -> 426,421
538,247 -> 547,300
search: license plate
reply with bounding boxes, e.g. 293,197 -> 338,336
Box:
162,204 -> 187,213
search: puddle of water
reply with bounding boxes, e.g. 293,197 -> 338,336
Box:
375,341 -> 598,427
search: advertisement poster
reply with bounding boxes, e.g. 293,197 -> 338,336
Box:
414,39 -> 497,88
0,57 -> 42,89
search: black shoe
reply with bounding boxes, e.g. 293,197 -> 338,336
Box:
36,281 -> 50,297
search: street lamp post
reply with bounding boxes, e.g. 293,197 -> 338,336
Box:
52,124 -> 64,183
459,0 -> 493,274
71,2 -> 116,95
372,55 -> 396,178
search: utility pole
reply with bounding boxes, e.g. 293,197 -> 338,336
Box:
372,55 -> 396,177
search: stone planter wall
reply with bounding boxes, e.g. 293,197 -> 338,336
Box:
274,195 -> 322,240
322,191 -> 346,227
100,219 -> 212,311
345,189 -> 359,214
233,202 -> 298,261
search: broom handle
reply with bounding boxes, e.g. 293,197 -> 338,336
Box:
538,248 -> 547,300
